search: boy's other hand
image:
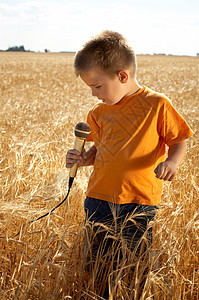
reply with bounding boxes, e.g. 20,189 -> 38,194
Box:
154,160 -> 177,181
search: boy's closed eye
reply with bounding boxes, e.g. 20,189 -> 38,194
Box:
95,86 -> 101,89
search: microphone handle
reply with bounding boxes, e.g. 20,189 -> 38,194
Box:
69,137 -> 85,178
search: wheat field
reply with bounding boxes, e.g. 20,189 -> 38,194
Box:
0,52 -> 198,299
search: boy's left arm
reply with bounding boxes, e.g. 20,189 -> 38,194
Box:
154,140 -> 187,181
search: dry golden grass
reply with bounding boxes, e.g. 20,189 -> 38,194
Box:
0,52 -> 198,299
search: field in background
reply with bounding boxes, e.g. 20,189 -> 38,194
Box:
0,52 -> 198,299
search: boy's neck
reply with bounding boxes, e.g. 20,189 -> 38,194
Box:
125,77 -> 142,97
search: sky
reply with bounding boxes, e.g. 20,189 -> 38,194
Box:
0,0 -> 199,56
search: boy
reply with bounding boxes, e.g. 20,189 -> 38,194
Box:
66,31 -> 193,298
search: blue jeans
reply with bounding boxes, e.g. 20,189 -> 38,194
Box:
84,197 -> 157,298
84,196 -> 156,253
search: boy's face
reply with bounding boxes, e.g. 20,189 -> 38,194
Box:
80,68 -> 127,105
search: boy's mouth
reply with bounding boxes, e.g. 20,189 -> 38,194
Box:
97,97 -> 106,103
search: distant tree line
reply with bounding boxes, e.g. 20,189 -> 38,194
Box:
5,45 -> 48,52
6,45 -> 27,52
2,46 -> 199,56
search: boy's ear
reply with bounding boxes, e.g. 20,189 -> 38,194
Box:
118,70 -> 128,83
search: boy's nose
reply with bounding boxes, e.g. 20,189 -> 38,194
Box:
92,90 -> 98,97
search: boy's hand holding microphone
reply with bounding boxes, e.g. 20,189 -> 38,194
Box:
66,146 -> 97,168
66,122 -> 97,172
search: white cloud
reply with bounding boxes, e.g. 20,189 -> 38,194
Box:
0,2 -> 43,24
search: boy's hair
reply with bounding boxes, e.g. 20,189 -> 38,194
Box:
74,30 -> 137,77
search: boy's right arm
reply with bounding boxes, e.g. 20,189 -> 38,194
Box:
66,145 -> 97,168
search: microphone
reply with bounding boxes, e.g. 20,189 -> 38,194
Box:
69,122 -> 91,182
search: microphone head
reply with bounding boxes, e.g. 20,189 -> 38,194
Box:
74,122 -> 91,139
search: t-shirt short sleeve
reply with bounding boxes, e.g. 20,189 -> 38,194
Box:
86,109 -> 101,146
158,96 -> 194,146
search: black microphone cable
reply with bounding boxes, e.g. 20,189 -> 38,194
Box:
0,177 -> 74,239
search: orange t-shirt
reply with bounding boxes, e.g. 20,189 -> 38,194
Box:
86,86 -> 194,206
